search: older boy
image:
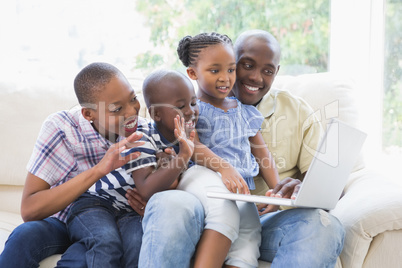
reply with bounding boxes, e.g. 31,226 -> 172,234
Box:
232,29 -> 345,267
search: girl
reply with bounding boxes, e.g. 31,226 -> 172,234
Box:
177,32 -> 280,268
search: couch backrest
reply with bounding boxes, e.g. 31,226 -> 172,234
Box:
0,90 -> 78,186
0,72 -> 364,188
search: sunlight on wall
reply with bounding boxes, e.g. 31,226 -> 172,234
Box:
0,0 -> 151,94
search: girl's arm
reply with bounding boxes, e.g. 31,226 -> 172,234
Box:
131,116 -> 194,200
21,133 -> 143,222
192,132 -> 250,194
250,131 -> 280,190
250,131 -> 281,214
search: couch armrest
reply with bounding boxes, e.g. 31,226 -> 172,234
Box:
330,168 -> 402,267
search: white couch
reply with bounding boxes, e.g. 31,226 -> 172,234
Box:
1,72 -> 402,268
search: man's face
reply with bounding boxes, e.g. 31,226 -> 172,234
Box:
232,37 -> 280,106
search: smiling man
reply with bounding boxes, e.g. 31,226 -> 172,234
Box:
232,29 -> 346,267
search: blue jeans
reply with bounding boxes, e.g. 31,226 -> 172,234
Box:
66,194 -> 143,268
0,217 -> 86,268
139,190 -> 205,268
259,208 -> 345,268
0,190 -> 204,268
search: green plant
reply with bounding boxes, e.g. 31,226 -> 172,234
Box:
384,0 -> 402,148
135,0 -> 330,75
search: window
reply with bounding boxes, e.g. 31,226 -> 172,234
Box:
331,0 -> 401,179
384,0 -> 402,155
0,0 -> 330,96
1,0 -> 400,177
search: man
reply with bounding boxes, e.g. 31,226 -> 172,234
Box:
231,29 -> 345,267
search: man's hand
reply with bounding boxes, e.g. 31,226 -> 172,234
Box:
126,188 -> 147,216
266,177 -> 301,199
257,177 -> 301,216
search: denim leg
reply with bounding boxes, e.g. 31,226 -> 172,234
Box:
139,190 -> 205,268
117,211 -> 143,268
259,208 -> 345,268
56,241 -> 87,268
0,217 -> 73,268
67,196 -> 124,268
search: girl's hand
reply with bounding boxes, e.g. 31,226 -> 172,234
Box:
174,115 -> 195,160
126,188 -> 147,216
218,166 -> 250,194
95,132 -> 145,177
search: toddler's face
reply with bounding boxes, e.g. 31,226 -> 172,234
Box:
152,77 -> 198,143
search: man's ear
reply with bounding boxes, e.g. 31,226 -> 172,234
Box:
82,107 -> 95,122
186,67 -> 198,80
275,64 -> 281,75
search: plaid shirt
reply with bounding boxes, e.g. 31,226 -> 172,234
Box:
27,107 -> 114,222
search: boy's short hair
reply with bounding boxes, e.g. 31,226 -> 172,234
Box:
142,69 -> 190,109
74,62 -> 121,107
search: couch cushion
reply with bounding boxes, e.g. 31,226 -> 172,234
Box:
331,168 -> 402,268
0,210 -> 23,253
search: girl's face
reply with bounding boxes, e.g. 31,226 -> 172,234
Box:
187,43 -> 236,103
85,74 -> 140,141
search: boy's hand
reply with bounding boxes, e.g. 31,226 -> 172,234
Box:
96,132 -> 145,177
218,166 -> 250,195
174,115 -> 195,160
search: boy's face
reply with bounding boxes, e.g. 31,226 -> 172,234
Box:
152,77 -> 199,143
188,43 -> 236,101
232,37 -> 280,106
89,74 -> 140,140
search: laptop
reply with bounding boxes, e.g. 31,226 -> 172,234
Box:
206,119 -> 367,210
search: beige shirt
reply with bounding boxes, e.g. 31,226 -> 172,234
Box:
251,89 -> 323,196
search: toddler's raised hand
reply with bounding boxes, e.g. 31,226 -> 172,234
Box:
174,115 -> 195,161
